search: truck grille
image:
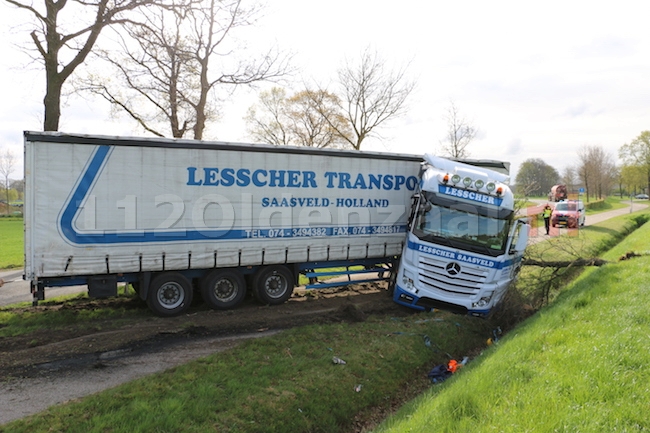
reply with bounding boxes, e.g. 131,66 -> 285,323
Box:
418,256 -> 489,297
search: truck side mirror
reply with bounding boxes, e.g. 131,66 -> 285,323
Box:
514,220 -> 530,253
510,220 -> 529,254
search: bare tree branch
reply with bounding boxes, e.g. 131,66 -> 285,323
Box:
440,100 -> 477,158
522,257 -> 608,267
3,0 -> 167,130
80,0 -> 292,139
317,48 -> 414,150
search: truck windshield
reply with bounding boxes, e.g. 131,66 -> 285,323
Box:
412,194 -> 512,256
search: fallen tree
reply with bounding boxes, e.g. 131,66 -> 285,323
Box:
522,257 -> 608,268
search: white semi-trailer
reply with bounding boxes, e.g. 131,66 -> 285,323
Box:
24,132 -> 421,316
23,132 -> 528,317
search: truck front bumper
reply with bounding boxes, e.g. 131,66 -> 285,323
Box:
392,284 -> 491,317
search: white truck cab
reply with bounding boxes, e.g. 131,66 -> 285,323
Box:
392,154 -> 529,317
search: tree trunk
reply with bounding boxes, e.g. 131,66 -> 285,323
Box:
44,74 -> 63,131
522,258 -> 608,267
193,57 -> 209,141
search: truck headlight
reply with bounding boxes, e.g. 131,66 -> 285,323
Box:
402,270 -> 415,289
472,292 -> 493,308
402,276 -> 414,289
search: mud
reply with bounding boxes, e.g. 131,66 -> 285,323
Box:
0,283 -> 414,426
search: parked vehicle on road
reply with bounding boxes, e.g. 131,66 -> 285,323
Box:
548,184 -> 568,202
551,200 -> 585,228
634,193 -> 649,200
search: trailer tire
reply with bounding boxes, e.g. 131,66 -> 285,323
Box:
253,265 -> 294,305
201,269 -> 247,310
147,272 -> 193,317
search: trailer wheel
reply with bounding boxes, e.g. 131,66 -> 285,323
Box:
253,266 -> 294,305
147,272 -> 193,317
201,269 -> 247,310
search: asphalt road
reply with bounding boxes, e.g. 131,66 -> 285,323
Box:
524,200 -> 647,243
0,269 -> 90,307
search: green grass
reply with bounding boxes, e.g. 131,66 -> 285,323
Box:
584,196 -> 629,214
373,219 -> 650,432
2,309 -> 494,432
0,217 -> 23,269
0,291 -> 147,339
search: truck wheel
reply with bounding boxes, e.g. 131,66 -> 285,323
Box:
147,272 -> 193,317
201,269 -> 246,310
253,266 -> 294,305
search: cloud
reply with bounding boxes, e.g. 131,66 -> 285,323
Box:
506,138 -> 523,156
575,36 -> 637,59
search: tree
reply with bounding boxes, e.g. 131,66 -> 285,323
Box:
0,149 -> 16,214
440,100 -> 477,158
10,179 -> 25,200
619,131 -> 650,195
577,145 -> 616,201
4,0 -> 162,131
620,163 -> 645,196
84,0 -> 291,139
245,87 -> 351,148
560,166 -> 578,192
245,87 -> 290,145
285,90 -> 351,148
316,48 -> 414,150
514,158 -> 560,197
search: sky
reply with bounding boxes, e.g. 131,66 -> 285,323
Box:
1,0 -> 649,183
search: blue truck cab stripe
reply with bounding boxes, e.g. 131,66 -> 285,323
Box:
406,239 -> 516,269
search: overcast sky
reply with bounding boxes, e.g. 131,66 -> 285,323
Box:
1,0 -> 649,182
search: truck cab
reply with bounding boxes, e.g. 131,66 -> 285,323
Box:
392,155 -> 529,317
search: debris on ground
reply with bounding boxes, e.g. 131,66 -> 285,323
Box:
427,357 -> 469,384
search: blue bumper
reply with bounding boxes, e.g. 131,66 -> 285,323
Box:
392,285 -> 491,317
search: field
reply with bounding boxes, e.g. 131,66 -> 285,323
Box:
0,217 -> 23,269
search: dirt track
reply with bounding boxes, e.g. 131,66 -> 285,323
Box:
0,283 -> 406,425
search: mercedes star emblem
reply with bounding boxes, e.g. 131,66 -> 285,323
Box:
445,262 -> 461,276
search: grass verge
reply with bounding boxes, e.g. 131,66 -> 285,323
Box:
0,217 -> 23,269
372,216 -> 650,432
0,291 -> 148,339
584,196 -> 629,214
505,207 -> 650,315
